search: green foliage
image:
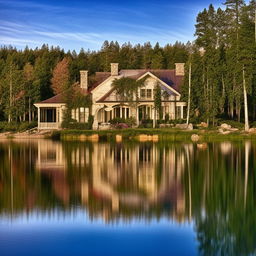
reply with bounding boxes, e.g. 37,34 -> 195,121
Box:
154,84 -> 162,119
0,121 -> 37,132
112,77 -> 145,105
109,117 -> 136,127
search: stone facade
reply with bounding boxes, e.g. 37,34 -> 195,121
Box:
175,63 -> 185,76
80,70 -> 88,89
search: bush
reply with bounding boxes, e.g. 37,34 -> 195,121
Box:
0,121 -> 37,132
18,121 -> 37,131
109,117 -> 125,125
113,123 -> 129,129
88,115 -> 94,129
63,122 -> 90,130
62,115 -> 94,130
139,119 -> 153,128
109,117 -> 136,128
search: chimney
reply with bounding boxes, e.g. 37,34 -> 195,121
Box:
111,63 -> 119,76
175,63 -> 185,76
80,70 -> 88,89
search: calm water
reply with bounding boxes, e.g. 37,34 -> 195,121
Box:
0,140 -> 255,256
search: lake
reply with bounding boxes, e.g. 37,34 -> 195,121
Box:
0,140 -> 255,256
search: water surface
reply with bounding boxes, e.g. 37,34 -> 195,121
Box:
0,140 -> 255,256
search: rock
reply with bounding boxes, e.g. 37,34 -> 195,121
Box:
191,134 -> 200,142
230,128 -> 239,132
220,123 -> 232,130
200,122 -> 208,128
159,124 -> 166,128
219,128 -> 231,135
187,123 -> 193,130
249,128 -> 256,134
176,123 -> 188,129
176,123 -> 193,130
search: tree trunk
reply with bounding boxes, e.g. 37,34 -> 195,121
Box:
8,67 -> 13,123
243,66 -> 249,131
186,62 -> 192,125
29,97 -> 31,123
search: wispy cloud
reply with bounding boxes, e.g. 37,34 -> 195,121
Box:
0,0 -> 200,51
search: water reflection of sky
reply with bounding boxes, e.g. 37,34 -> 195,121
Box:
0,211 -> 198,256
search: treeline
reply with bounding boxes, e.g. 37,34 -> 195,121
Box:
0,41 -> 189,122
183,0 -> 256,128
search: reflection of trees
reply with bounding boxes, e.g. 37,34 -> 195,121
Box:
188,141 -> 256,256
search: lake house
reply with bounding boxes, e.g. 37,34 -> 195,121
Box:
34,63 -> 187,130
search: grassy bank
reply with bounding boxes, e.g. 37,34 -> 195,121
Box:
51,128 -> 256,142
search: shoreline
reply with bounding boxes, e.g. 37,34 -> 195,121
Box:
1,128 -> 256,142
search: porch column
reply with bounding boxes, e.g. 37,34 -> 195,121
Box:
37,107 -> 40,130
59,107 -> 63,127
124,107 -> 127,119
120,107 -> 123,118
181,106 -> 184,119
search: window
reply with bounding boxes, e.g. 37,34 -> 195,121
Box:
140,89 -> 146,98
79,108 -> 85,123
146,89 -> 152,99
176,106 -> 181,119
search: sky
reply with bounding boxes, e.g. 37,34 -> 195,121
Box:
0,0 -> 224,52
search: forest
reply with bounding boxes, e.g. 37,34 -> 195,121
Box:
0,0 -> 255,130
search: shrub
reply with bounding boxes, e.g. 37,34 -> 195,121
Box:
88,115 -> 94,129
62,115 -> 94,130
109,117 -> 136,128
114,123 -> 129,129
18,121 -> 37,132
165,114 -> 170,122
109,117 -> 125,125
139,119 -> 153,128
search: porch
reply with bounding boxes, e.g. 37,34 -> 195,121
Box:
34,104 -> 65,130
95,102 -> 187,128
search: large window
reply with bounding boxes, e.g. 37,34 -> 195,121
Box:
146,89 -> 152,99
176,106 -> 181,119
141,89 -> 153,99
140,89 -> 146,99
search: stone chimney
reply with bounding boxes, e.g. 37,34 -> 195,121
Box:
111,63 -> 119,76
80,70 -> 88,89
175,63 -> 185,76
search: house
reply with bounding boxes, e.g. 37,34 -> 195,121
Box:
34,63 -> 187,130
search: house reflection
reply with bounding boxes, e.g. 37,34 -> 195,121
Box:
75,143 -> 187,222
36,140 -> 69,204
36,140 -> 66,171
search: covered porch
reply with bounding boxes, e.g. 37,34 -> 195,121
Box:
34,103 -> 65,130
97,105 -> 132,123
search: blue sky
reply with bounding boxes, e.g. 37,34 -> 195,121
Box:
0,0 -> 224,51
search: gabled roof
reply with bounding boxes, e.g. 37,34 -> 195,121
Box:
35,82 -> 87,104
35,69 -> 183,105
119,69 -> 183,93
35,72 -> 111,104
96,69 -> 183,103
